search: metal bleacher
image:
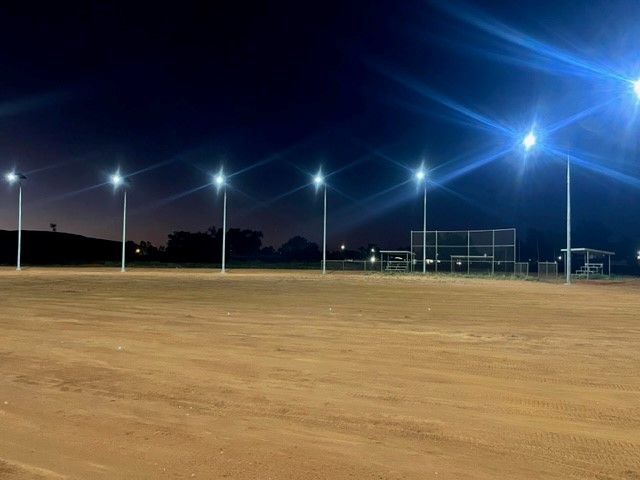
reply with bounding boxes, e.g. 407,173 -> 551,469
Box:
385,260 -> 410,273
573,263 -> 603,279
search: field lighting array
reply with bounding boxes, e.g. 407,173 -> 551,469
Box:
2,78 -> 640,275
2,165 -> 339,275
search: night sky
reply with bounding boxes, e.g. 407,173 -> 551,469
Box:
2,1 -> 640,252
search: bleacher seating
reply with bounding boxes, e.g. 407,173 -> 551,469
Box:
573,263 -> 603,279
385,261 -> 409,272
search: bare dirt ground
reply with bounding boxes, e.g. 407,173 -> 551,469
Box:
1,268 -> 639,479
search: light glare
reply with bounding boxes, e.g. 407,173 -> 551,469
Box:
416,169 -> 426,181
5,172 -> 25,184
314,174 -> 324,186
634,79 -> 640,99
523,132 -> 536,150
111,173 -> 123,186
214,173 -> 225,187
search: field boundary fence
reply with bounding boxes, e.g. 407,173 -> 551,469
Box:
515,262 -> 529,278
324,259 -> 375,272
537,261 -> 558,281
411,228 -> 517,275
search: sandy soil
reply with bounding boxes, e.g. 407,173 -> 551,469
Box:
0,268 -> 639,479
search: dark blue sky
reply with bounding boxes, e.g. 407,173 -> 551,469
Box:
1,1 -> 640,250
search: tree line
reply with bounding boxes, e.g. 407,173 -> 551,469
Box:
137,227 -> 376,264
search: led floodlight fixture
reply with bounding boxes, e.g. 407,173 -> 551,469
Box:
523,132 -> 537,150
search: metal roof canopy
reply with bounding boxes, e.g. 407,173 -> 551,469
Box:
560,247 -> 615,279
560,247 -> 615,256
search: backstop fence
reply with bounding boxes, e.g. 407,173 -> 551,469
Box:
410,228 -> 517,275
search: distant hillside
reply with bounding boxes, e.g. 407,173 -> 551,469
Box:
0,230 -> 129,265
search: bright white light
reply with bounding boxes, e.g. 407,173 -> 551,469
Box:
523,132 -> 536,150
313,174 -> 324,186
111,173 -> 124,186
340,244 -> 345,250
416,169 -> 426,181
634,79 -> 640,99
214,173 -> 225,187
5,172 -> 17,183
370,255 -> 376,263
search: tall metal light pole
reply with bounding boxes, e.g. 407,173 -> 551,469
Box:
566,152 -> 571,285
5,172 -> 26,271
416,168 -> 427,274
314,173 -> 326,274
215,172 -> 227,274
110,173 -> 130,272
522,132 -> 572,284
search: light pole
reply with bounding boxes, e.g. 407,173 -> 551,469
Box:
565,151 -> 571,285
215,171 -> 227,274
110,172 -> 130,272
5,172 -> 26,271
416,167 -> 427,274
522,132 -> 571,284
314,172 -> 326,274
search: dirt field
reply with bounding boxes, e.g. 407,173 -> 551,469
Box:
1,268 -> 639,479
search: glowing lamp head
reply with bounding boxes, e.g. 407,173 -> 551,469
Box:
370,255 -> 376,263
313,174 -> 324,186
111,173 -> 124,187
523,132 -> 536,150
214,173 -> 225,187
5,172 -> 26,184
522,132 -> 537,150
416,169 -> 426,181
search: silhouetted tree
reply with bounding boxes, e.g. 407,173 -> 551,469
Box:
226,228 -> 263,258
134,240 -> 163,261
166,230 -> 216,262
358,243 -> 379,260
278,236 -> 320,262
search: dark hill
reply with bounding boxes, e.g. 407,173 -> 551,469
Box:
0,230 -> 127,265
